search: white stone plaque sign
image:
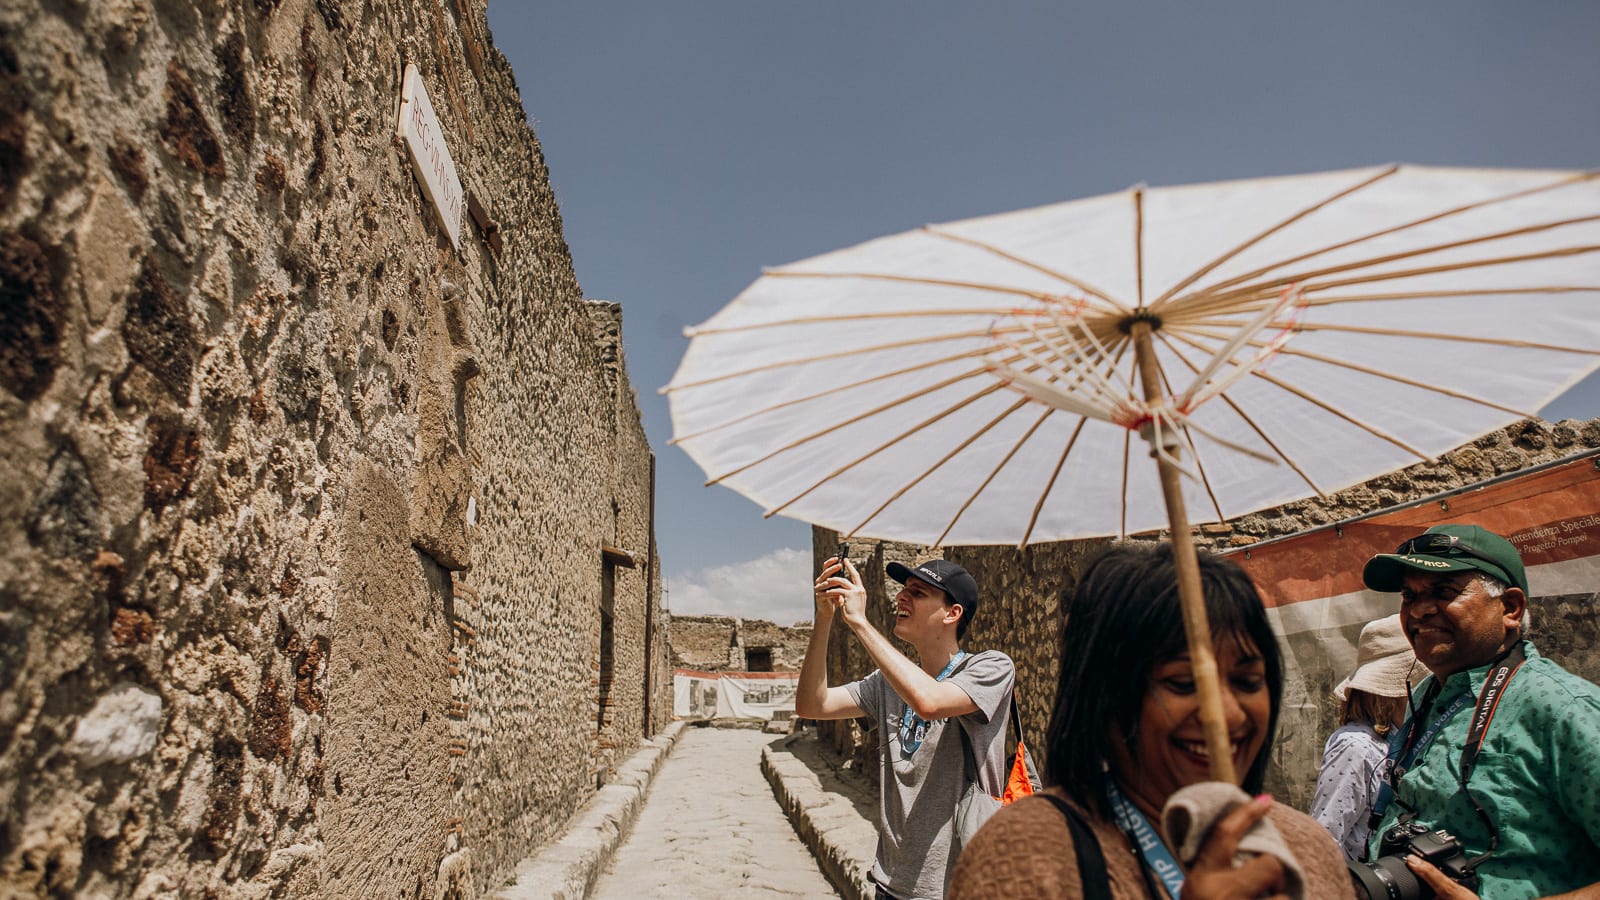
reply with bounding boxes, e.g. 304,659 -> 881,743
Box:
397,63 -> 464,249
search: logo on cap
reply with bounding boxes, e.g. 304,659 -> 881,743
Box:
916,565 -> 945,584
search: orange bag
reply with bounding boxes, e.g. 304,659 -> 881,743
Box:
1000,694 -> 1041,805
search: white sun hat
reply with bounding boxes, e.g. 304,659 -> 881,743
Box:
1333,614 -> 1420,701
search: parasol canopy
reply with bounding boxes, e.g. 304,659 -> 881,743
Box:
666,165 -> 1600,549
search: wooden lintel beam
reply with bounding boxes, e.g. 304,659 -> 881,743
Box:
601,545 -> 638,568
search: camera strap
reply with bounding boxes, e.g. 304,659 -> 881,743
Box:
1457,640 -> 1527,869
1458,640 -> 1526,785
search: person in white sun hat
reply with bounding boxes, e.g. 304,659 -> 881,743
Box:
1310,613 -> 1420,860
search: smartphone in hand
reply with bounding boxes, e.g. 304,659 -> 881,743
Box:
835,542 -> 850,583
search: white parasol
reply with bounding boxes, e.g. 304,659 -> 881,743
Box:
665,164 -> 1600,779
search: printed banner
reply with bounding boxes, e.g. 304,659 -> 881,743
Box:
1222,450 -> 1600,806
673,669 -> 800,721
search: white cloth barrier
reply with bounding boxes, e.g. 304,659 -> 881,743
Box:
673,669 -> 800,721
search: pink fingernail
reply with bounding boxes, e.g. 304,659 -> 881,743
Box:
1254,793 -> 1273,805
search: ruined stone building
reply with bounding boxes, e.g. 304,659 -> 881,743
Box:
815,418 -> 1600,803
669,615 -> 811,674
1,1 -> 671,897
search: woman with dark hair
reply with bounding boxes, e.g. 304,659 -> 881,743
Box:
948,542 -> 1352,899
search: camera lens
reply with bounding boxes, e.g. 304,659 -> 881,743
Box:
1348,857 -> 1432,900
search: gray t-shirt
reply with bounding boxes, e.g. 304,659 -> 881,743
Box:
844,649 -> 1015,900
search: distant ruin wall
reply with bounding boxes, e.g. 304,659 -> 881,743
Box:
0,2 -> 666,897
670,614 -> 811,673
815,418 -> 1600,794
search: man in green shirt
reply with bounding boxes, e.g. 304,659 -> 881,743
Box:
1361,524 -> 1600,899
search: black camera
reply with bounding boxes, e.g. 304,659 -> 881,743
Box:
1348,820 -> 1478,900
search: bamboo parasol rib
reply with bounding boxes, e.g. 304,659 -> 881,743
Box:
921,225 -> 1130,314
1250,364 -> 1434,461
1166,240 -> 1600,329
1152,349 -> 1228,524
759,269 -> 1078,302
932,406 -> 1058,547
1153,329 -> 1329,500
764,382 -> 1012,518
1185,243 -> 1600,318
785,328 -> 1134,529
662,325 -> 1035,393
847,396 -> 1033,537
1162,328 -> 1440,463
1283,323 -> 1600,354
669,348 -> 1001,445
683,305 -> 1055,337
701,351 -> 1039,487
1294,286 -> 1600,306
1119,426 -> 1133,539
1027,415 -> 1091,548
1023,337 -> 1139,546
1193,170 -> 1599,298
1150,165 -> 1401,308
1134,187 -> 1147,308
1179,327 -> 1539,417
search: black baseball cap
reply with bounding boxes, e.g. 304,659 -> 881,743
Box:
886,559 -> 979,613
1362,524 -> 1529,594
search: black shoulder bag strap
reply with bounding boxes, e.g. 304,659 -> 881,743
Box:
1037,794 -> 1113,900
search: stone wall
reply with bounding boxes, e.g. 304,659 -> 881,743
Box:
0,2 -> 668,897
670,615 -> 811,673
813,418 -> 1600,799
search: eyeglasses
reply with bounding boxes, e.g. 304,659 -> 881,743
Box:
1396,532 -> 1499,567
1396,533 -> 1462,556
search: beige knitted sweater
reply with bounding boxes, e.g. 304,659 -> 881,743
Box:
948,790 -> 1355,899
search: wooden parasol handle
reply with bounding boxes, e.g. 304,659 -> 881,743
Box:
1130,321 -> 1239,785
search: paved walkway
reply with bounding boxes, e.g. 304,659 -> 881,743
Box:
591,726 -> 842,899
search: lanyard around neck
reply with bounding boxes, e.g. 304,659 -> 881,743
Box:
1105,779 -> 1184,900
898,650 -> 967,755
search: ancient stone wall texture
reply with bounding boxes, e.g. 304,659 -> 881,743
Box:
0,2 -> 668,897
812,418 -> 1600,800
669,615 -> 811,673
670,616 -> 737,671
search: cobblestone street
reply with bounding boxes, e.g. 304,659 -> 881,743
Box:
590,726 -> 842,899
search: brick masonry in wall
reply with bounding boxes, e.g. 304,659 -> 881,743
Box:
814,417 -> 1600,801
0,2 -> 669,897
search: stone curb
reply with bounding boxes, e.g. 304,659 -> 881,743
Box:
761,737 -> 876,900
494,721 -> 687,900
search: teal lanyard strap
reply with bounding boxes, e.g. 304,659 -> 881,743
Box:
1370,689 -> 1470,821
898,650 -> 967,755
1106,779 -> 1185,900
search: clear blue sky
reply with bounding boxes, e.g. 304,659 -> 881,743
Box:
485,2 -> 1600,623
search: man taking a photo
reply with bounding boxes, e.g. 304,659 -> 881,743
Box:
797,553 -> 1015,900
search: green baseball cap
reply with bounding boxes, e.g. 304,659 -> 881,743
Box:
1362,524 -> 1528,594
